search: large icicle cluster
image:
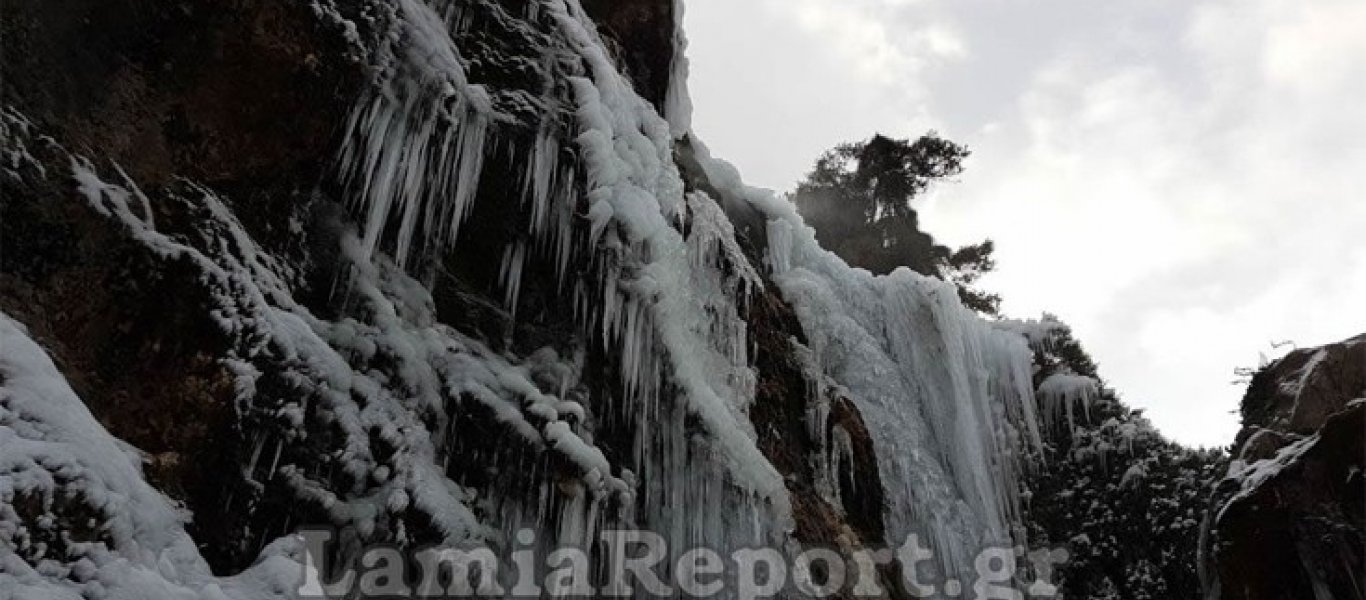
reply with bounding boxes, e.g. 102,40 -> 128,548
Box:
332,0 -> 792,548
1037,372 -> 1100,435
335,0 -> 495,267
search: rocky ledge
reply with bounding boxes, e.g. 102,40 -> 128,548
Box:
1201,335 -> 1366,599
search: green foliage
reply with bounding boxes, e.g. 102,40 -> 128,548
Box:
792,133 -> 1000,314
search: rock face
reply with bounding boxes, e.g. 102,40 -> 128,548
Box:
3,1 -> 1048,598
1238,335 -> 1366,438
2,0 -> 372,572
1,0 -> 364,188
1201,336 -> 1366,599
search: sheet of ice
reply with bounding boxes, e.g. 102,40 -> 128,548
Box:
993,315 -> 1072,352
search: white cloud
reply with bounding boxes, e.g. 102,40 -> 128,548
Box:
1263,0 -> 1366,94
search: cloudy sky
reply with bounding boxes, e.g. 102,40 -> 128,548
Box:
684,0 -> 1366,447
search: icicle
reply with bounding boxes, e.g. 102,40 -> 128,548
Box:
524,126 -> 560,238
1038,371 -> 1099,434
825,424 -> 859,510
267,438 -> 285,478
335,0 -> 493,268
243,431 -> 272,487
500,241 -> 528,317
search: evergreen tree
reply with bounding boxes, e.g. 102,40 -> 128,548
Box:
793,133 -> 1000,314
1020,319 -> 1227,598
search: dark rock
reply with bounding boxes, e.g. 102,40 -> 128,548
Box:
1236,427 -> 1298,463
1,0 -> 367,189
2,0 -> 375,572
1202,334 -> 1366,600
1239,334 -> 1366,437
579,0 -> 677,112
746,283 -> 901,599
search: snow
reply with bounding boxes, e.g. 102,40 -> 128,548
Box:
7,103 -> 659,589
547,0 -> 791,531
0,313 -> 315,599
325,0 -> 1067,567
1219,434 -> 1317,522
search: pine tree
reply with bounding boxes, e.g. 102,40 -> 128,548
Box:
793,133 -> 1000,314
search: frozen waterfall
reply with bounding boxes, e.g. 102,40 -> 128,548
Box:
0,0 -> 1063,598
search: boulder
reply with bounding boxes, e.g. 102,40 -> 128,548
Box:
1202,335 -> 1366,599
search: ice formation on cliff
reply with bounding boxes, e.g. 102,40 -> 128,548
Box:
325,0 -> 1055,577
685,138 -> 1045,581
1,0 -> 1070,596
